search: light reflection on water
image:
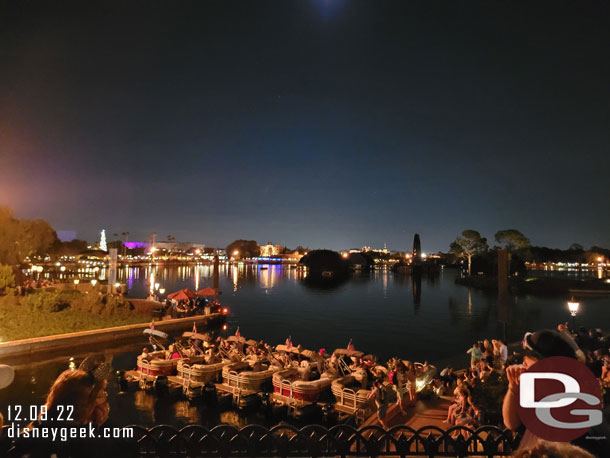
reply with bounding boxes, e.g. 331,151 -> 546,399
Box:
3,265 -> 610,428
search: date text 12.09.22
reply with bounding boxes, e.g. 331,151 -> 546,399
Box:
6,405 -> 74,422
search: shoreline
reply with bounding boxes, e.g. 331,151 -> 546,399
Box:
455,275 -> 610,296
0,313 -> 225,359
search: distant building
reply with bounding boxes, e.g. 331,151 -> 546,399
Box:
124,241 -> 205,252
358,244 -> 389,254
259,242 -> 285,257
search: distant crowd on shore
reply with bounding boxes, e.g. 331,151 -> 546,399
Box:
150,295 -> 221,318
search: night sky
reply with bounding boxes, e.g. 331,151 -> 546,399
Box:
1,1 -> 608,252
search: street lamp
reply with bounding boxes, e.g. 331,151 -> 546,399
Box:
73,279 -> 80,285
159,288 -> 165,295
91,279 -> 97,286
154,282 -> 160,290
567,297 -> 580,329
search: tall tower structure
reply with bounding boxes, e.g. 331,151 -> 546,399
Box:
412,233 -> 421,265
100,229 -> 108,252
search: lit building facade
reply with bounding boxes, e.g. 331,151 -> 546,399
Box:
259,242 -> 285,257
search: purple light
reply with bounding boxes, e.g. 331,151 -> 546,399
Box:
57,230 -> 76,242
125,242 -> 146,249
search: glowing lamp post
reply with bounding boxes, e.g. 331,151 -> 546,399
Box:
91,279 -> 97,287
159,288 -> 165,295
73,279 -> 80,288
154,282 -> 160,290
567,297 -> 580,329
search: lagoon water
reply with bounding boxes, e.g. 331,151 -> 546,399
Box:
2,264 -> 609,428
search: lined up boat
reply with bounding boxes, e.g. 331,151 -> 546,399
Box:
331,369 -> 373,421
271,347 -> 333,405
214,333 -> 280,406
137,329 -> 178,378
130,327 -> 438,421
176,332 -> 232,384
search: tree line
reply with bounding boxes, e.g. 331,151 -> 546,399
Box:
450,229 -> 609,276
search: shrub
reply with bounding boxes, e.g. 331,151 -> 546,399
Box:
0,264 -> 15,291
22,290 -> 79,313
0,291 -> 147,341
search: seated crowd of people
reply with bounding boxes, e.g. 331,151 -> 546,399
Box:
153,296 -> 221,318
429,324 -> 610,457
433,338 -> 510,428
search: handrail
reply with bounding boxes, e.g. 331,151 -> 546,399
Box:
3,423 -> 522,457
227,370 -> 240,388
339,386 -> 357,408
280,378 -> 294,398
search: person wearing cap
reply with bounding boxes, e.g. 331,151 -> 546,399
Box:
502,329 -> 609,456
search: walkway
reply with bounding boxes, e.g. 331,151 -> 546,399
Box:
363,396 -> 452,430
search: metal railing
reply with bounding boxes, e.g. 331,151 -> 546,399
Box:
83,423 -> 520,457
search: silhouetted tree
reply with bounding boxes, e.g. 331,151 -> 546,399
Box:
226,240 -> 260,258
50,239 -> 89,257
0,207 -> 58,264
450,230 -> 489,276
294,246 -> 309,255
494,229 -> 530,251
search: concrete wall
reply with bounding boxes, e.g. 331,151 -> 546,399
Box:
0,313 -> 224,359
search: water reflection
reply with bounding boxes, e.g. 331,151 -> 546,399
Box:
174,400 -> 199,423
412,273 -> 422,310
149,271 -> 155,295
259,265 -> 280,290
301,274 -> 348,291
133,390 -> 155,417
21,264 -> 610,370
232,265 -> 239,292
